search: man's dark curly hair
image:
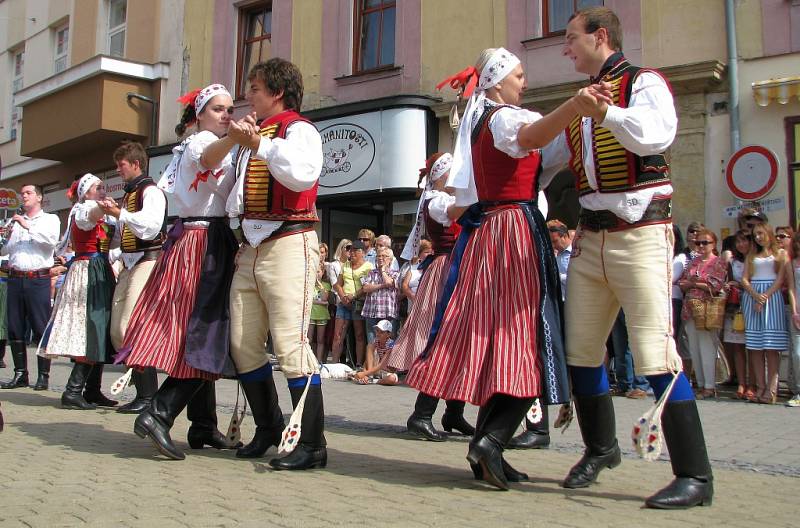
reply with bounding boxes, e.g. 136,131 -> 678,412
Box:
248,58 -> 304,113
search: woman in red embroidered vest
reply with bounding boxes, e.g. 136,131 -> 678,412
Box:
405,48 -> 608,490
119,84 -> 241,460
42,174 -> 116,410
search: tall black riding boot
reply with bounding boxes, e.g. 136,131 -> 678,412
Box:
508,404 -> 551,449
467,395 -> 535,490
186,381 -> 241,450
269,382 -> 327,470
468,395 -> 529,484
237,377 -> 285,458
32,356 -> 51,391
441,400 -> 475,436
117,367 -> 158,414
407,392 -> 446,441
133,377 -> 204,460
0,339 -> 7,368
83,364 -> 118,407
562,393 -> 622,489
1,341 -> 29,389
645,400 -> 714,509
61,363 -> 97,410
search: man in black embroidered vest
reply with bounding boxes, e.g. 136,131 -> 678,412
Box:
99,141 -> 162,413
541,7 -> 713,509
223,58 -> 326,470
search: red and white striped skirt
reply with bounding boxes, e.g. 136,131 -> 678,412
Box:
387,254 -> 448,372
405,207 -> 542,406
121,226 -> 216,380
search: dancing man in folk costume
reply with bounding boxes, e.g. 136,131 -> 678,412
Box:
0,184 -> 60,391
387,153 -> 476,443
224,58 -> 326,470
406,47 -> 608,490
113,85 -> 241,460
42,174 -> 117,410
544,7 -> 713,509
101,142 -> 161,415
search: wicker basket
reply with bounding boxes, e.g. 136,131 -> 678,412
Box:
688,295 -> 726,331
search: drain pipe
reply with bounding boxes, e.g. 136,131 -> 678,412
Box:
725,0 -> 740,153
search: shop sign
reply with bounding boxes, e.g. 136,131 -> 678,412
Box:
0,188 -> 20,212
319,123 -> 376,188
722,196 -> 785,218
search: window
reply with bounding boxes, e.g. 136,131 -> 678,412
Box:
236,3 -> 272,99
353,0 -> 395,73
10,49 -> 24,140
54,24 -> 69,73
108,0 -> 127,57
543,0 -> 603,36
788,117 -> 800,227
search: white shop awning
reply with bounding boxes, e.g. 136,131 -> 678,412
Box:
752,76 -> 800,106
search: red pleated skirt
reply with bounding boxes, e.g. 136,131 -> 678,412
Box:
387,254 -> 449,372
121,226 -> 216,380
405,207 -> 542,406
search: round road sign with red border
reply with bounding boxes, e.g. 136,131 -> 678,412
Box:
725,145 -> 779,200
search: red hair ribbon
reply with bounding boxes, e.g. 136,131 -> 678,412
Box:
65,181 -> 79,201
189,169 -> 224,192
177,88 -> 202,108
436,66 -> 479,99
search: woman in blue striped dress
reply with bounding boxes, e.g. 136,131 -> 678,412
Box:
741,223 -> 790,404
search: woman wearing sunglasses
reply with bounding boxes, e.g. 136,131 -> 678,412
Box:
678,228 -> 727,399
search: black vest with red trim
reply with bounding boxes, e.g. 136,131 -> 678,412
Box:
120,176 -> 167,253
472,104 -> 542,202
566,54 -> 671,196
423,199 -> 461,255
239,110 -> 319,223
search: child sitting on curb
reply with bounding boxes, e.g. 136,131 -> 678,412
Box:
353,320 -> 399,385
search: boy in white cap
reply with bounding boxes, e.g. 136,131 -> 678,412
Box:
353,320 -> 399,385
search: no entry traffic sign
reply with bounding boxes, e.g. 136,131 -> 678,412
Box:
725,145 -> 779,200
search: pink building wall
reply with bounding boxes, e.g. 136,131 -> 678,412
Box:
761,0 -> 800,56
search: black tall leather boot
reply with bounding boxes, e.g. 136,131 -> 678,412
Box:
83,364 -> 118,407
117,367 -> 158,414
236,377 -> 285,458
1,341 -> 29,389
562,393 -> 622,489
407,392 -> 446,441
508,404 -> 551,449
441,400 -> 475,436
269,382 -> 327,470
186,382 -> 241,450
61,363 -> 97,410
32,356 -> 51,391
133,377 -> 204,460
645,400 -> 714,509
467,395 -> 535,491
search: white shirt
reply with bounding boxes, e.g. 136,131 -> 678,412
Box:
226,121 -> 323,247
115,184 -> 167,269
160,131 -> 236,219
672,252 -> 689,300
541,71 -> 677,223
427,190 -> 456,227
2,209 -> 60,270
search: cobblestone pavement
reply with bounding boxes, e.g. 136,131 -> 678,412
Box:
1,352 -> 798,527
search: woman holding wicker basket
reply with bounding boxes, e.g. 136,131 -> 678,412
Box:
679,228 -> 728,399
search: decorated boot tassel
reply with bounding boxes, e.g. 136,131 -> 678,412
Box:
526,398 -> 543,425
553,402 -> 574,433
631,369 -> 680,461
225,383 -> 248,446
278,374 -> 312,454
109,368 -> 133,395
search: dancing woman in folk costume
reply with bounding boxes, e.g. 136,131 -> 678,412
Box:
116,84 -> 240,460
384,153 -> 474,441
405,47 -> 608,490
41,174 -> 117,410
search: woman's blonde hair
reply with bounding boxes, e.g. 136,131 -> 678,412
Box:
475,48 -> 498,75
334,239 -> 351,263
746,222 -> 785,275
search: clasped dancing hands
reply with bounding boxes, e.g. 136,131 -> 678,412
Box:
574,81 -> 613,121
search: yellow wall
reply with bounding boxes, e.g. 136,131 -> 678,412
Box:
70,0 -> 98,65
126,0 -> 160,63
292,0 -> 323,108
641,0 -> 726,68
420,0 -> 507,97
736,0 -> 763,60
183,0 -> 215,90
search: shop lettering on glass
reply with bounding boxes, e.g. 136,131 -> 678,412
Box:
319,123 -> 376,188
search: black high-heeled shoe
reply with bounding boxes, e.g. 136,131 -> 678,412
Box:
470,458 -> 528,482
466,435 -> 509,491
441,412 -> 476,436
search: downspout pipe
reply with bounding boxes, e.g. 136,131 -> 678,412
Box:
725,0 -> 740,153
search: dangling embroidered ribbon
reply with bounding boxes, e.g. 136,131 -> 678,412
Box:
189,169 -> 224,192
110,368 -> 134,395
278,374 -> 312,454
226,382 -> 248,446
436,66 -> 479,99
526,398 -> 543,425
631,369 -> 681,461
